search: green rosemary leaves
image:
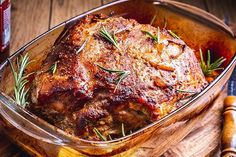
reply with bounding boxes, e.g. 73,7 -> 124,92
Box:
143,31 -> 158,43
150,15 -> 157,25
100,27 -> 121,50
50,62 -> 57,74
199,49 -> 226,76
143,27 -> 161,44
121,123 -> 126,137
8,53 -> 33,107
167,30 -> 180,39
176,89 -> 196,94
93,127 -> 107,141
96,64 -> 130,92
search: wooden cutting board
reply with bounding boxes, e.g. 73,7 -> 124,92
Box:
135,88 -> 226,157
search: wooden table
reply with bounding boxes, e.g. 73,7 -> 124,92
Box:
0,0 -> 235,156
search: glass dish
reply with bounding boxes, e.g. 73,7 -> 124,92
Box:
0,0 -> 235,156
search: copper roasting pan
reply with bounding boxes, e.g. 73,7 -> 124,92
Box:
0,0 -> 235,156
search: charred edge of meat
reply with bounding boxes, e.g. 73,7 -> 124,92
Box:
29,14 -> 208,141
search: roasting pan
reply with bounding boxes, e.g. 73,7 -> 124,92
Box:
0,0 -> 235,156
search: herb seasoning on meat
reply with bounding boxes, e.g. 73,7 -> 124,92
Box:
12,14 -> 211,141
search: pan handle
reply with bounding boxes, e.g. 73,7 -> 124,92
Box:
221,96 -> 236,157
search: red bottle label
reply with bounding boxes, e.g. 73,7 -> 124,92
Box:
2,4 -> 10,46
0,1 -> 10,52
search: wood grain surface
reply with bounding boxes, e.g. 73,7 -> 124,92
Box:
130,89 -> 226,157
161,90 -> 226,157
2,0 -> 235,156
50,0 -> 101,28
11,0 -> 50,52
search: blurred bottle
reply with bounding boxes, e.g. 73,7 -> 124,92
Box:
0,0 -> 10,62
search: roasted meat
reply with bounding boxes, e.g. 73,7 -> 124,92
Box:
29,14 -> 208,140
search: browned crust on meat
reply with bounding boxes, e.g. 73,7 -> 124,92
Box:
29,14 -> 208,140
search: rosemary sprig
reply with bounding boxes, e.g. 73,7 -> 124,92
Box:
93,128 -> 107,141
108,134 -> 113,140
176,89 -> 196,94
199,49 -> 226,76
121,123 -> 126,137
167,30 -> 180,39
8,53 -> 33,107
180,92 -> 198,101
50,62 -> 57,74
143,30 -> 158,41
169,86 -> 198,100
96,64 -> 130,92
99,26 -> 121,50
150,15 -> 157,25
143,28 -> 160,44
76,39 -> 88,54
163,18 -> 167,29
